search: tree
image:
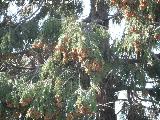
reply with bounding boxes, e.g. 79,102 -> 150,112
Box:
0,0 -> 160,120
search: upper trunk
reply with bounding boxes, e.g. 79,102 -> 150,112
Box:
83,0 -> 109,27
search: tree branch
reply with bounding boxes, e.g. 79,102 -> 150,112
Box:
15,0 -> 44,30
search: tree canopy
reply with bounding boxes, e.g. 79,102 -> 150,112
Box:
0,0 -> 160,120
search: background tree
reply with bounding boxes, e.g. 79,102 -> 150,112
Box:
0,0 -> 160,120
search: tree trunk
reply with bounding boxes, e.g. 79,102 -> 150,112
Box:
96,76 -> 117,120
84,0 -> 117,120
83,0 -> 109,27
83,0 -> 118,119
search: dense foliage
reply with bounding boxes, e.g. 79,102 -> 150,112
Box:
0,0 -> 160,120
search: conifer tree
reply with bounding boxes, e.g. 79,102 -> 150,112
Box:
0,0 -> 160,120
